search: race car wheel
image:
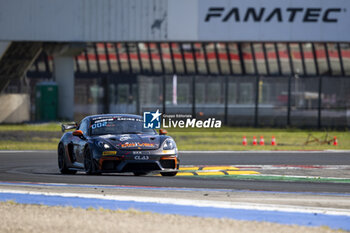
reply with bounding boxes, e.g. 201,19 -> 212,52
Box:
58,143 -> 77,175
160,172 -> 178,177
84,147 -> 100,175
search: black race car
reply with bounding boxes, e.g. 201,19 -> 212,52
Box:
58,114 -> 179,176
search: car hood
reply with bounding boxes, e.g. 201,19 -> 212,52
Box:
94,134 -> 161,150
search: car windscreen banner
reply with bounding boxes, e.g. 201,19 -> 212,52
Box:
90,117 -> 155,135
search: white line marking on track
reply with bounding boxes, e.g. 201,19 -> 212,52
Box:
1,189 -> 350,217
180,150 -> 350,154
1,150 -> 350,153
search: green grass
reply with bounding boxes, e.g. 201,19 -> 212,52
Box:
0,123 -> 349,151
0,123 -> 61,150
0,141 -> 59,150
0,123 -> 61,132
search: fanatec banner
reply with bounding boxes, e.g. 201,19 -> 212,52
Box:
198,0 -> 350,42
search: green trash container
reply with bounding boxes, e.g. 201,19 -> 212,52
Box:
35,82 -> 58,121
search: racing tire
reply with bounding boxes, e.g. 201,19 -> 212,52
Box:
133,172 -> 149,176
160,172 -> 178,177
84,146 -> 100,175
58,143 -> 77,175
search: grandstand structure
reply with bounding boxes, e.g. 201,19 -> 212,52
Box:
26,42 -> 350,127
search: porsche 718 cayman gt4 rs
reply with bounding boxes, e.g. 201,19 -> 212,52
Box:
58,114 -> 179,176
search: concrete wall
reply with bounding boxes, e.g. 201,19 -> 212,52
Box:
0,0 -> 168,42
0,0 -> 349,42
0,94 -> 30,123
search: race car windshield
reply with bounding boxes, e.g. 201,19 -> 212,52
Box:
90,117 -> 156,135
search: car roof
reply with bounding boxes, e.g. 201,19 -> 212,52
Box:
84,114 -> 142,121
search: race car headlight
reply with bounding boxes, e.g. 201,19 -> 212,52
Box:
96,141 -> 111,149
162,139 -> 176,150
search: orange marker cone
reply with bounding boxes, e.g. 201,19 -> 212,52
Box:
242,136 -> 247,146
333,136 -> 338,146
271,136 -> 276,146
252,136 -> 257,146
259,136 -> 265,145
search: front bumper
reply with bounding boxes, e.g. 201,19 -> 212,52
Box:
96,152 -> 179,173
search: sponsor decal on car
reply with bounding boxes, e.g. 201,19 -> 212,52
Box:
119,135 -> 131,141
133,151 -> 151,155
134,155 -> 150,160
121,142 -> 157,148
102,151 -> 117,156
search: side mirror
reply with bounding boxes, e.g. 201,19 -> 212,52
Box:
159,129 -> 168,135
61,122 -> 77,132
73,130 -> 84,137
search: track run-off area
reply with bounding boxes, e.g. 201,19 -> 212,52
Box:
0,150 -> 350,230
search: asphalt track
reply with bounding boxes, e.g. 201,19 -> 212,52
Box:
1,151 -> 350,193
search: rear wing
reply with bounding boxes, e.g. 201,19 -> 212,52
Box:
61,122 -> 77,132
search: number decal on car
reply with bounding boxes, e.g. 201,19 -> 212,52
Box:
134,155 -> 150,160
91,121 -> 107,129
